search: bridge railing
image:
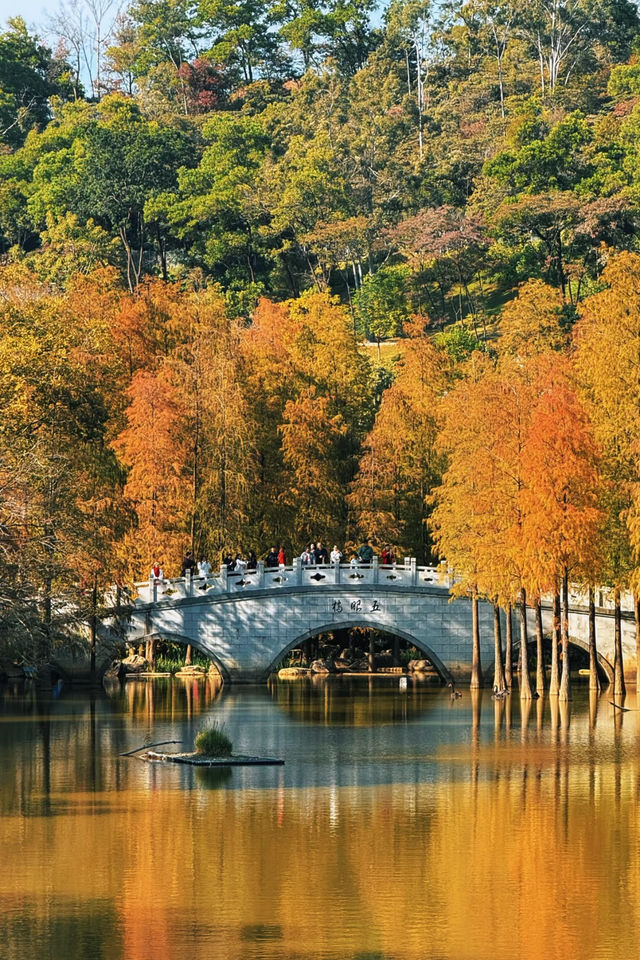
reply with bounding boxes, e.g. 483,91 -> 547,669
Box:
133,559 -> 449,604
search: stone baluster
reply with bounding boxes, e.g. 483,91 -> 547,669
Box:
150,577 -> 157,604
372,555 -> 379,584
411,557 -> 417,586
293,556 -> 302,585
257,560 -> 265,587
185,571 -> 193,597
220,564 -> 228,591
333,561 -> 340,584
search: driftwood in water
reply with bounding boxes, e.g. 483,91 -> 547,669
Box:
120,740 -> 183,757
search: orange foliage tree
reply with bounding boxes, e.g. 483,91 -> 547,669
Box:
349,322 -> 448,561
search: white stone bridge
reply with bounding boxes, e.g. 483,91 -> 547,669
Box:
119,559 -> 637,684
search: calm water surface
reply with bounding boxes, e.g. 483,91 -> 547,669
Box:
1,676 -> 639,960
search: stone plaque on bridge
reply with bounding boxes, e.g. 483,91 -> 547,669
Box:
328,598 -> 384,616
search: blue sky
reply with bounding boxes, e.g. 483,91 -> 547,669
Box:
3,3 -> 52,31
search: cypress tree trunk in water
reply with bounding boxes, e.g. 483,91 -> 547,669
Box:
559,566 -> 571,701
368,632 -> 376,673
535,599 -> 545,694
588,586 -> 601,693
549,591 -> 561,696
613,587 -> 625,698
493,603 -> 506,691
185,644 -> 193,666
470,588 -> 482,688
519,588 -> 533,699
635,594 -> 640,694
505,604 -> 513,689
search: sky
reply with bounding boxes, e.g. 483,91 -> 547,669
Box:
3,2 -> 54,30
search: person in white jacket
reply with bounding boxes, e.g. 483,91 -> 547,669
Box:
330,546 -> 342,565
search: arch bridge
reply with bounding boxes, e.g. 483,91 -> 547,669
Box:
120,559 -> 635,684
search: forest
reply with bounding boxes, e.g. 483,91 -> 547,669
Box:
2,0 -> 640,688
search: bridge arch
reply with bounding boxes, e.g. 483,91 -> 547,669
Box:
143,631 -> 229,681
511,632 -> 614,685
266,619 -> 454,683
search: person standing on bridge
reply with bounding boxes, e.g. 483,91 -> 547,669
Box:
330,545 -> 342,565
150,562 -> 164,582
381,545 -> 394,566
357,539 -> 374,564
315,541 -> 329,564
181,551 -> 196,577
247,550 -> 257,571
301,546 -> 313,565
197,556 -> 211,578
266,546 -> 279,568
278,546 -> 287,569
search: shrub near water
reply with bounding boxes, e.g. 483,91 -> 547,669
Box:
194,723 -> 233,757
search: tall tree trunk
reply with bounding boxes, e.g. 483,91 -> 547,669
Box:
635,593 -> 640,694
535,599 -> 545,694
493,603 -> 506,692
519,588 -> 533,699
505,603 -> 513,689
549,590 -> 561,695
613,586 -> 626,699
588,585 -> 601,693
90,576 -> 98,686
559,565 -> 571,701
470,588 -> 482,689
185,644 -> 193,666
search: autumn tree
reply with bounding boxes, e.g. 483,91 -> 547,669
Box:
350,321 -> 448,560
574,252 -> 640,697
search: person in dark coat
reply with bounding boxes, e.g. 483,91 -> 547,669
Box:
266,546 -> 279,568
357,539 -> 374,564
181,551 -> 196,577
247,550 -> 257,571
314,540 -> 329,564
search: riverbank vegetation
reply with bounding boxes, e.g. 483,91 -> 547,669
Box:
3,1 -> 640,690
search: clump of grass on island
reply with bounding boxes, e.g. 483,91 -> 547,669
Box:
194,723 -> 233,757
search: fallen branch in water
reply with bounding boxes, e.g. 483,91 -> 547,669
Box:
120,740 -> 183,757
609,701 -> 636,712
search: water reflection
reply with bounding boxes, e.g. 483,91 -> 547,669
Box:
1,679 -> 640,960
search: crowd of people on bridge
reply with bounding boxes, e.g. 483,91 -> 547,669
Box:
149,539 -> 399,584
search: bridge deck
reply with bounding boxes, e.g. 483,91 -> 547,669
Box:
135,560 -> 446,605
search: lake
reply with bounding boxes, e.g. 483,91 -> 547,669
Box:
1,676 -> 639,960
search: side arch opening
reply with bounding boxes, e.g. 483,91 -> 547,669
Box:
510,634 -> 613,686
133,631 -> 228,681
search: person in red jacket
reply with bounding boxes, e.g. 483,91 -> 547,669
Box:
278,546 -> 286,568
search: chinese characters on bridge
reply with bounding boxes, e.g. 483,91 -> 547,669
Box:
330,599 -> 382,614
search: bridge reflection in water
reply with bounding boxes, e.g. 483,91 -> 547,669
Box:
2,679 -> 640,960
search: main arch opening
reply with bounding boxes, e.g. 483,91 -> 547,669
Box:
270,622 -> 451,683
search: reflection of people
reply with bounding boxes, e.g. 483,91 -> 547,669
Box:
357,539 -> 374,564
